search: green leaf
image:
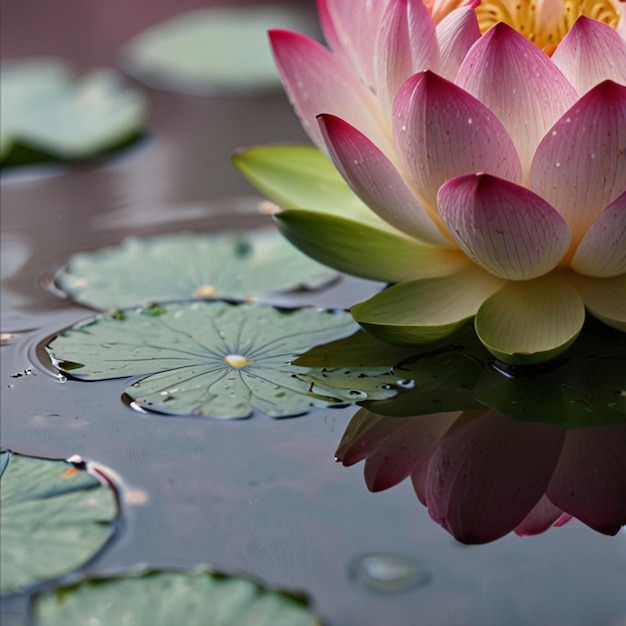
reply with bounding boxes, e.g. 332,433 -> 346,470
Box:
31,568 -> 321,626
54,230 -> 338,310
0,451 -> 118,595
1,59 -> 146,167
46,301 -> 396,419
232,145 -> 389,228
119,7 -> 317,95
275,210 -> 450,283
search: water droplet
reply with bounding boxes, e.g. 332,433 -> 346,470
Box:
395,378 -> 415,389
349,553 -> 432,592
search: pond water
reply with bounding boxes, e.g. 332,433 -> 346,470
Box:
2,2 -> 626,625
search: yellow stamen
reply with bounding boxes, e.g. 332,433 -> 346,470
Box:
475,1 -> 620,52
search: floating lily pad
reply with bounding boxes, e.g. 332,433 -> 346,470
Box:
119,7 -> 317,95
46,301 -> 396,419
1,58 -> 146,167
54,230 -> 338,310
0,451 -> 118,595
296,322 -> 626,428
31,568 -> 320,626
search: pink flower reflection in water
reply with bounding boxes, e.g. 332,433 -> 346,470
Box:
336,408 -> 626,544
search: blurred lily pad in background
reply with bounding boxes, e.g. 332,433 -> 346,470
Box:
0,58 -> 146,168
0,451 -> 118,595
54,230 -> 338,310
118,6 -> 318,96
31,568 -> 320,626
46,301 -> 397,419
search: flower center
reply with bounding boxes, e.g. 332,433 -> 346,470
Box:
475,0 -> 620,53
224,354 -> 249,368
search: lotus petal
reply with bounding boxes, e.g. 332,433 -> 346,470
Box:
352,264 -> 503,344
571,190 -> 626,277
374,0 -> 439,115
269,30 -> 391,156
437,173 -> 570,279
425,410 -> 565,544
275,209 -> 467,283
317,0 -> 390,88
435,7 -> 480,80
393,70 -> 522,214
475,272 -> 586,364
457,23 -> 578,172
552,17 -> 626,96
529,80 -> 626,247
318,113 -> 451,245
568,273 -> 626,332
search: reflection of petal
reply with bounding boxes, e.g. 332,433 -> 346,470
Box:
547,425 -> 626,536
425,410 -> 565,543
515,494 -> 569,537
363,412 -> 460,492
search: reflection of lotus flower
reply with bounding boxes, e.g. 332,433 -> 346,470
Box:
237,0 -> 626,364
337,408 -> 626,543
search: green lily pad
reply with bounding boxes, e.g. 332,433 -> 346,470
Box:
1,59 -> 146,167
119,7 -> 317,95
46,301 -> 397,419
53,230 -> 338,310
0,451 -> 118,596
295,322 -> 626,428
31,568 -> 320,626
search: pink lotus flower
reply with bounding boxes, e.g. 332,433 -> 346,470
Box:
336,408 -> 626,543
235,0 -> 626,364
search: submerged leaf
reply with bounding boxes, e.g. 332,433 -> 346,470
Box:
1,59 -> 146,167
0,451 -> 118,595
46,301 -> 396,419
54,230 -> 338,310
31,568 -> 320,626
